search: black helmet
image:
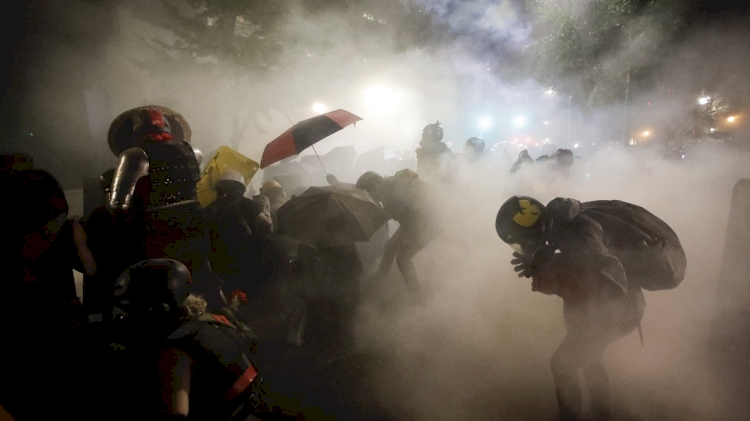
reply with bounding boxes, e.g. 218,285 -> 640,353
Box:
465,137 -> 485,154
113,259 -> 192,320
422,121 -> 444,143
536,155 -> 551,163
215,169 -> 246,198
496,196 -> 547,251
108,105 -> 192,156
356,171 -> 385,193
551,148 -> 574,168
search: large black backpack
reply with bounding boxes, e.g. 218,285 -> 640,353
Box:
579,200 -> 686,291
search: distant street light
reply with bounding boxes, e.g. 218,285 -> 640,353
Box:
513,115 -> 527,128
312,103 -> 328,113
545,87 -> 555,96
728,116 -> 736,123
643,130 -> 650,136
479,116 -> 492,130
698,96 -> 711,105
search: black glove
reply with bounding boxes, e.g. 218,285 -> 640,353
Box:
511,252 -> 532,278
510,245 -> 556,278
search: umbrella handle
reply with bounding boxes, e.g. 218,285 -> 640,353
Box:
311,145 -> 329,175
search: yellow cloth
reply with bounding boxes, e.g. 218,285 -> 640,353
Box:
197,146 -> 259,207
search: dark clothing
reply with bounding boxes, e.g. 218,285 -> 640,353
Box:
377,170 -> 439,294
530,198 -> 649,421
416,141 -> 454,182
134,139 -> 200,209
164,315 -> 298,420
205,195 -> 268,294
81,202 -> 216,313
510,154 -> 534,173
297,243 -> 362,345
2,219 -> 85,420
83,138 -> 211,312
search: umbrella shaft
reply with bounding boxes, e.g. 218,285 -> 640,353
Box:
311,145 -> 329,175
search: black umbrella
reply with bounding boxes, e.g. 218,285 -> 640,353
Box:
276,184 -> 389,249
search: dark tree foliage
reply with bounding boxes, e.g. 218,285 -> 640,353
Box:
137,0 -> 445,149
525,0 -> 692,108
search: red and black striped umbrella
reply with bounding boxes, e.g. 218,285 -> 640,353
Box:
260,109 -> 362,169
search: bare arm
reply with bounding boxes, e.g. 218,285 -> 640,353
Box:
158,348 -> 193,417
72,217 -> 97,276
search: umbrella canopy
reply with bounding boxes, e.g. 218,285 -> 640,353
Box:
276,184 -> 389,249
197,146 -> 259,207
260,109 -> 362,169
323,145 -> 357,168
354,146 -> 386,171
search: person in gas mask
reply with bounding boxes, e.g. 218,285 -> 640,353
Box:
495,196 -> 686,421
416,121 -> 455,183
356,169 -> 439,298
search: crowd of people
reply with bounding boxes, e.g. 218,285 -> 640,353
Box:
1,105 -> 686,421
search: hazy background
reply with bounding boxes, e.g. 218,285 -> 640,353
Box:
2,0 -> 750,419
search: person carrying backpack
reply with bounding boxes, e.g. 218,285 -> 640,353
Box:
495,196 -> 686,421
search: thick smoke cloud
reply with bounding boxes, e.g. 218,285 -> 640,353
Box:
4,0 -> 750,419
358,144 -> 750,420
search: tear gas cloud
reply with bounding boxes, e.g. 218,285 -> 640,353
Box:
6,0 -> 750,419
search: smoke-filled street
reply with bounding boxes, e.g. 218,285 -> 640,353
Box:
2,1 -> 750,420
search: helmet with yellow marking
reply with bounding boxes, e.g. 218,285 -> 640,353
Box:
496,196 -> 546,252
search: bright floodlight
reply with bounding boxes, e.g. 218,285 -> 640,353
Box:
643,130 -> 650,136
479,116 -> 492,129
546,87 -> 555,96
698,96 -> 710,105
513,115 -> 527,127
312,103 -> 328,113
363,85 -> 401,110
573,143 -> 579,148
728,116 -> 736,122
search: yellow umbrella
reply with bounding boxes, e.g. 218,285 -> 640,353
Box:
197,146 -> 260,207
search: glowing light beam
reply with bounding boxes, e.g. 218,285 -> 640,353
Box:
312,103 -> 328,113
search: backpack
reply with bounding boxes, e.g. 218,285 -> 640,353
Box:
578,200 -> 686,291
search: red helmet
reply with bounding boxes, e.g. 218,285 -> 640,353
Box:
107,105 -> 192,156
